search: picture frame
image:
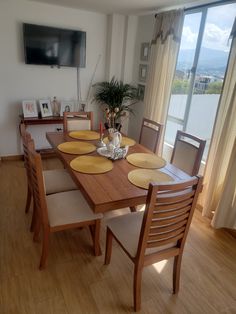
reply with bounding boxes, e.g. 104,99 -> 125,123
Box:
138,84 -> 145,101
140,42 -> 150,61
60,100 -> 74,116
22,100 -> 38,118
139,64 -> 148,82
39,99 -> 53,118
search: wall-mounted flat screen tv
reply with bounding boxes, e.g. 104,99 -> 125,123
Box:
23,23 -> 86,67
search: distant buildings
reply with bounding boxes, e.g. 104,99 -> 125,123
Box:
194,75 -> 223,93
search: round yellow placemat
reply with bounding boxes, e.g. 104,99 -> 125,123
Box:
128,169 -> 173,189
69,130 -> 100,140
103,136 -> 136,147
70,156 -> 113,174
126,153 -> 166,169
57,142 -> 96,155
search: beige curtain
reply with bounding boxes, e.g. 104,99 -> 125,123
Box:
144,9 -> 184,153
201,19 -> 236,229
211,138 -> 236,229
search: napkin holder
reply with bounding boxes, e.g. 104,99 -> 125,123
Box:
109,146 -> 129,160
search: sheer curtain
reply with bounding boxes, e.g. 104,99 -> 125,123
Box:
144,10 -> 184,153
201,19 -> 236,229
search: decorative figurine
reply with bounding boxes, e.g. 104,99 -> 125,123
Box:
51,96 -> 60,116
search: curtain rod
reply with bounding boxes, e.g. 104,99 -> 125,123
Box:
155,0 -> 235,16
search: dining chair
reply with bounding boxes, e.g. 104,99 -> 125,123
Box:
104,176 -> 203,311
28,141 -> 102,269
170,130 -> 206,176
63,111 -> 93,132
139,118 -> 163,153
20,126 -> 77,227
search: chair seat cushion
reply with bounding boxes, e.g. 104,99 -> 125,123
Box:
46,190 -> 103,227
43,169 -> 77,195
106,212 -> 175,258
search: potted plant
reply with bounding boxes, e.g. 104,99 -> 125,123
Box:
93,77 -> 140,130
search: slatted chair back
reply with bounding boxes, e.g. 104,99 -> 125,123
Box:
21,128 -> 34,182
28,142 -> 49,227
63,111 -> 93,132
137,176 -> 203,261
171,131 -> 206,176
139,118 -> 163,153
20,123 -> 27,137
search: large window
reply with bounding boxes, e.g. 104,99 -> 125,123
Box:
164,2 -> 236,160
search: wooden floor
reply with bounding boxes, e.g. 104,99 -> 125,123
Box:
0,159 -> 236,314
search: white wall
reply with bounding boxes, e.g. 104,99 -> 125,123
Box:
106,14 -> 126,80
128,14 -> 155,141
104,14 -> 138,134
0,0 -> 107,156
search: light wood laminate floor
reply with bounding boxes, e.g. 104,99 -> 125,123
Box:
0,159 -> 236,314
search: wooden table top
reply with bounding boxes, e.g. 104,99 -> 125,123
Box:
46,132 -> 190,213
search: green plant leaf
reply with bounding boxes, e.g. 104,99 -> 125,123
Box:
92,77 -> 140,121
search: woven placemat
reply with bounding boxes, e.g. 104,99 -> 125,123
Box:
57,142 -> 96,155
69,130 -> 100,140
128,169 -> 173,189
70,156 -> 113,174
103,136 -> 136,147
126,153 -> 166,169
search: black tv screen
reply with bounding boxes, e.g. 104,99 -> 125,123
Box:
23,23 -> 86,67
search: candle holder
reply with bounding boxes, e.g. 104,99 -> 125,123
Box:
96,133 -> 106,148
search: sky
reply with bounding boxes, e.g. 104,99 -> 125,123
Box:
180,2 -> 236,52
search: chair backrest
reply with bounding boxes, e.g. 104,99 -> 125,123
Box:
63,111 -> 93,132
20,123 -> 27,137
21,127 -> 34,182
28,142 -> 49,227
139,118 -> 163,153
137,176 -> 203,259
170,131 -> 206,176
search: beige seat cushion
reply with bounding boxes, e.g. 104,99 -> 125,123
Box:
106,212 -> 176,258
43,169 -> 77,195
46,190 -> 102,227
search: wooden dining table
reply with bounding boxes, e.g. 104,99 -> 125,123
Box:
46,132 -> 190,214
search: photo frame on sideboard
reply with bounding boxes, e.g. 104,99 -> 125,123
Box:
140,42 -> 150,61
22,100 -> 38,118
60,100 -> 74,116
139,64 -> 148,82
138,84 -> 145,101
39,99 -> 53,118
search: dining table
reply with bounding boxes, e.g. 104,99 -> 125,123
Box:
46,131 -> 190,214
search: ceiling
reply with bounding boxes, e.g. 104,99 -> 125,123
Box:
29,0 -> 214,14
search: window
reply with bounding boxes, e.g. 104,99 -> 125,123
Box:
164,2 -> 236,160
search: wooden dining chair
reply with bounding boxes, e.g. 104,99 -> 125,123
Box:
105,176 -> 203,311
20,126 -> 77,226
139,118 -> 163,153
63,111 -> 93,132
28,142 -> 102,269
170,130 -> 206,176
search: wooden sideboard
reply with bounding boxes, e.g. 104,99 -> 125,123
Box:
19,115 -> 63,126
19,115 -> 64,156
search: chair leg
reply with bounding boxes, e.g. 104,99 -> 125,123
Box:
104,227 -> 113,265
39,228 -> 50,270
133,264 -> 142,312
25,185 -> 32,213
173,254 -> 182,294
89,220 -> 102,256
30,200 -> 37,232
